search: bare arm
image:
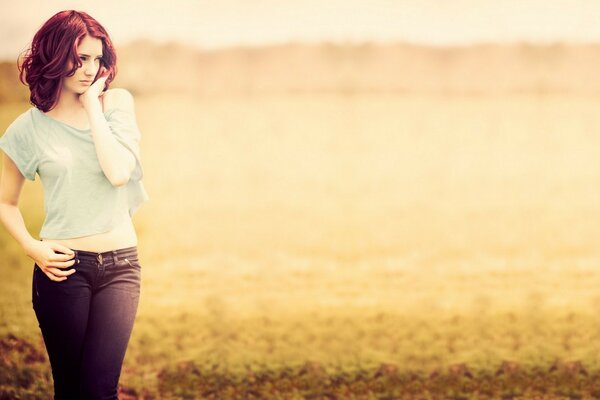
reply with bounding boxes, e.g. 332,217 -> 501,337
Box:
0,153 -> 76,280
84,89 -> 136,187
0,153 -> 39,250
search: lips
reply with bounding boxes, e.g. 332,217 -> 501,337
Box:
80,80 -> 92,85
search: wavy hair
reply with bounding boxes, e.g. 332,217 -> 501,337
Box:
18,10 -> 117,112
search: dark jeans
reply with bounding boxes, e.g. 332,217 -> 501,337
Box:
32,245 -> 141,400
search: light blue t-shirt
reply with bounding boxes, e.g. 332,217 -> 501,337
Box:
0,104 -> 149,239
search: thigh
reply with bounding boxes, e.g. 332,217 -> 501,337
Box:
32,264 -> 93,399
80,258 -> 141,398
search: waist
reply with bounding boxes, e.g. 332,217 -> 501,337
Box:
41,217 -> 137,252
74,246 -> 138,265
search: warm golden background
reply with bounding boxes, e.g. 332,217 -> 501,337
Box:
2,1 -> 600,398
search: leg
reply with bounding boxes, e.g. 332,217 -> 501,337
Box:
32,263 -> 93,400
79,258 -> 141,400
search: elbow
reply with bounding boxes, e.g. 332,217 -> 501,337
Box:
108,154 -> 136,187
110,176 -> 129,187
111,180 -> 129,188
108,172 -> 131,187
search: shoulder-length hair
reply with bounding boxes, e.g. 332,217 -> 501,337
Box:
18,10 -> 117,112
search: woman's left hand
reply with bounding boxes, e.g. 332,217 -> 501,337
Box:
79,74 -> 108,109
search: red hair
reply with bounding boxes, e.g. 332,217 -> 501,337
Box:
18,10 -> 117,112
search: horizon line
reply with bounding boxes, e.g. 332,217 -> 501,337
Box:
2,37 -> 600,62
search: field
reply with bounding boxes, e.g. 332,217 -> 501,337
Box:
2,91 -> 600,398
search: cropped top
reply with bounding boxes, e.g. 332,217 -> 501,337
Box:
0,104 -> 149,239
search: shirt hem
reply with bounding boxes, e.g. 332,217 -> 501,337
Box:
39,217 -> 132,240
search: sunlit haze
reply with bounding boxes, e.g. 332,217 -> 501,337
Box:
0,0 -> 597,59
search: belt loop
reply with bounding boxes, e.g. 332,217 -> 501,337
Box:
112,250 -> 119,263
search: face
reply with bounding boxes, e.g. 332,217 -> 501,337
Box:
62,34 -> 104,95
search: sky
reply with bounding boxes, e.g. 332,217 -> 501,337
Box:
0,0 -> 598,60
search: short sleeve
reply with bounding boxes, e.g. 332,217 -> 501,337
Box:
105,106 -> 144,181
0,119 -> 38,181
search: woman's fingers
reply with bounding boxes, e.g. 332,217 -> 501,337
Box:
51,244 -> 75,256
47,254 -> 77,268
44,266 -> 76,278
40,259 -> 77,280
42,269 -> 68,281
50,259 -> 78,268
38,239 -> 79,280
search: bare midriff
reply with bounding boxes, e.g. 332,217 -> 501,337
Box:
40,217 -> 138,253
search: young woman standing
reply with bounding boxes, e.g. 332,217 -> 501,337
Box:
0,10 -> 149,399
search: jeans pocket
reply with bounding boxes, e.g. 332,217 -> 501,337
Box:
111,258 -> 141,295
34,263 -> 88,299
118,257 -> 141,270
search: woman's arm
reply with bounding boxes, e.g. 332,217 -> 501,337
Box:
81,82 -> 136,187
0,153 -> 76,280
0,154 -> 38,250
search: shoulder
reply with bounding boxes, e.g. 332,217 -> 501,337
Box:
2,108 -> 36,139
0,108 -> 38,164
103,88 -> 135,113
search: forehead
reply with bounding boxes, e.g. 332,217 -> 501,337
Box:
76,34 -> 103,55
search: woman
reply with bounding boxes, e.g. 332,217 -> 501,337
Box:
0,10 -> 149,399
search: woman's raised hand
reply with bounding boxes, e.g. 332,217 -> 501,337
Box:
25,240 -> 78,281
79,74 -> 109,109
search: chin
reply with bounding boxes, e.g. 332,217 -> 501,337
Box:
64,83 -> 85,94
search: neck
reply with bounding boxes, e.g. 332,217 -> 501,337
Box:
49,90 -> 85,115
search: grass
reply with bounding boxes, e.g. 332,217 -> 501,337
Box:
2,92 -> 600,398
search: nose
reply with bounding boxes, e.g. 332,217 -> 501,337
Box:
84,61 -> 97,77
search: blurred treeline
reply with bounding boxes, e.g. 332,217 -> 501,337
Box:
2,40 -> 600,100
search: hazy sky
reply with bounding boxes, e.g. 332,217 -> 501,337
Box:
0,0 -> 598,60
